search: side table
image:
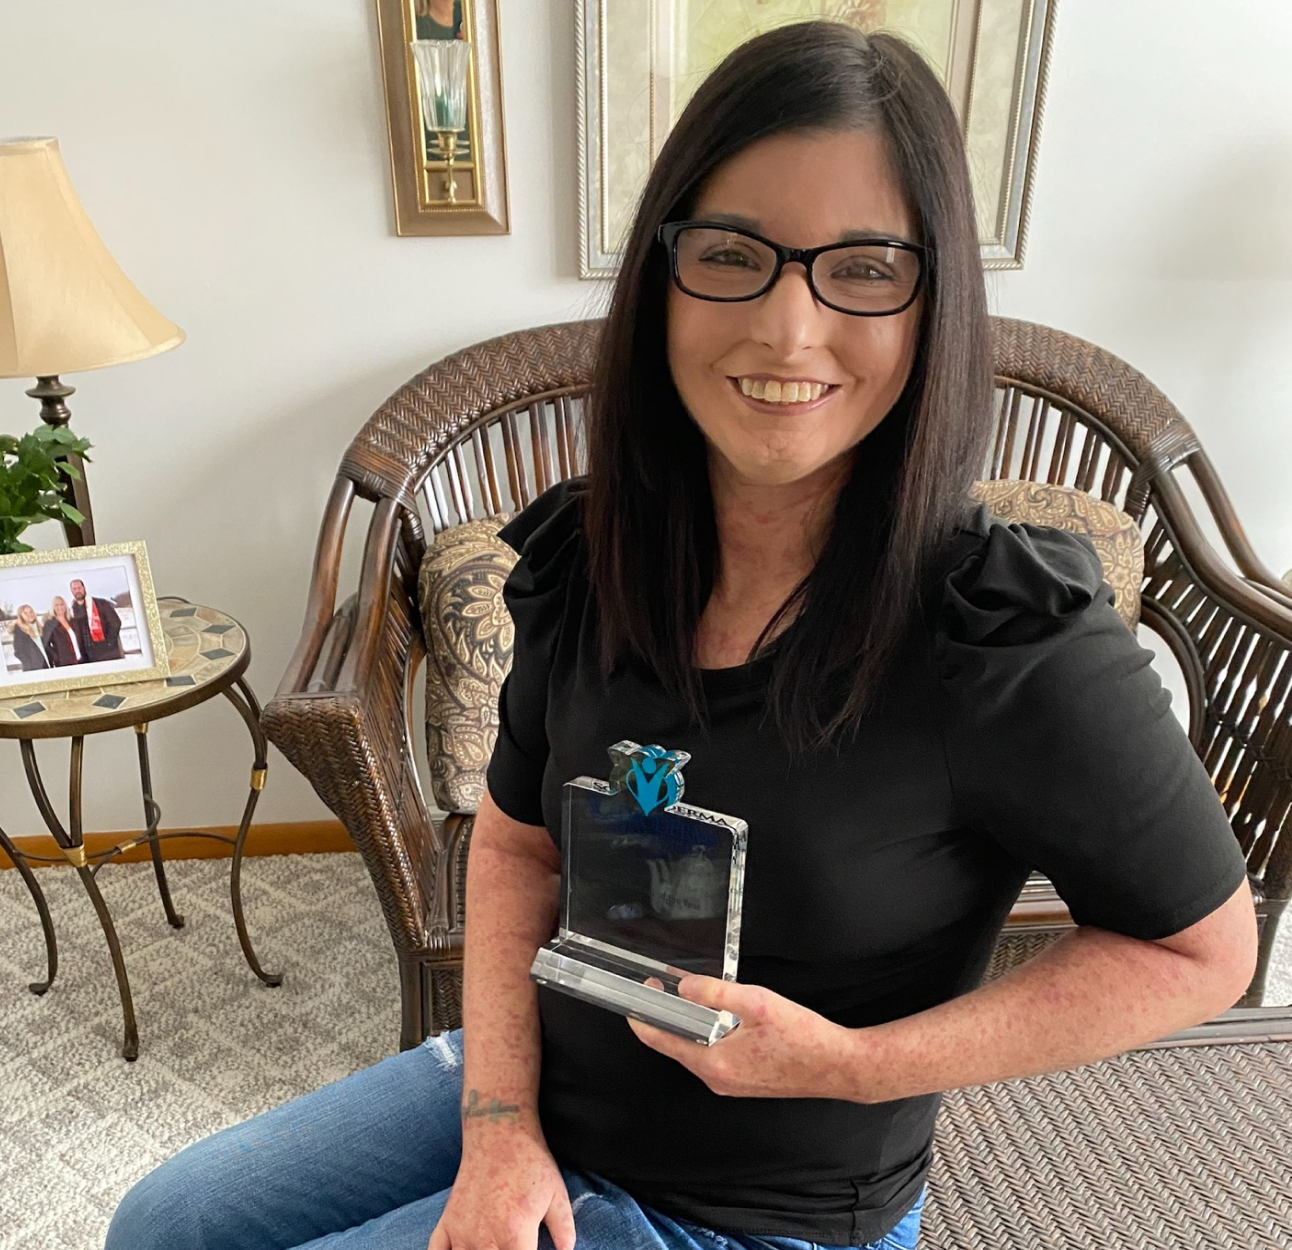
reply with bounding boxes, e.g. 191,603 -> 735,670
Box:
0,597 -> 281,1059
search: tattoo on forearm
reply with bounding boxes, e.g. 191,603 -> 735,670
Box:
461,1089 -> 521,1125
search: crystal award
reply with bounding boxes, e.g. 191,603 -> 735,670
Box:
530,740 -> 747,1045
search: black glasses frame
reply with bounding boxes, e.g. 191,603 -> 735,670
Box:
657,220 -> 928,317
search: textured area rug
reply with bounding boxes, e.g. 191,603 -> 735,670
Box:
1,853 -> 1289,1250
0,853 -> 398,1250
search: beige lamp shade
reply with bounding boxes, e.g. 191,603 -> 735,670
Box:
0,136 -> 184,378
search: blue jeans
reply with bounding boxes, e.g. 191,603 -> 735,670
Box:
106,1030 -> 924,1250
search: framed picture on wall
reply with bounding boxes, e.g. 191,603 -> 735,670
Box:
0,541 -> 169,698
376,0 -> 510,235
576,0 -> 1056,276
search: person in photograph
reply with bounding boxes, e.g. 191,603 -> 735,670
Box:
42,594 -> 83,667
415,0 -> 462,39
9,604 -> 50,671
69,578 -> 123,662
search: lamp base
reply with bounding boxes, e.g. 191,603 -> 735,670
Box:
26,375 -> 95,547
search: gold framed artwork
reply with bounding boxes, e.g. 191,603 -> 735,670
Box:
0,542 -> 169,698
376,0 -> 510,236
576,0 -> 1056,276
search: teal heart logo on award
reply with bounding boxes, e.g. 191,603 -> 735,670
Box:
607,741 -> 691,816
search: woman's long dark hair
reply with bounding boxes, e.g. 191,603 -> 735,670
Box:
583,21 -> 993,750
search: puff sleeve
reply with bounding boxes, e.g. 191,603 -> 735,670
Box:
484,480 -> 583,826
937,511 -> 1248,940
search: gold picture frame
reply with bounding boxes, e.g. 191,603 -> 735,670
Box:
577,0 -> 1056,275
0,541 -> 169,699
377,0 -> 510,236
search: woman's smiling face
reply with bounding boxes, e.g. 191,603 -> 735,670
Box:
666,128 -> 923,489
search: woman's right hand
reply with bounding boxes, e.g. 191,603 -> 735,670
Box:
427,1129 -> 576,1250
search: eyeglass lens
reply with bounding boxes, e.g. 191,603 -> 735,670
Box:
672,226 -> 919,314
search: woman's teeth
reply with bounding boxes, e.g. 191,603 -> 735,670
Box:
737,378 -> 828,403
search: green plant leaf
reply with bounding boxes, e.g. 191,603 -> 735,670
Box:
0,419 -> 96,548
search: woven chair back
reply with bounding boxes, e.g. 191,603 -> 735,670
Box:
318,316 -> 1292,1017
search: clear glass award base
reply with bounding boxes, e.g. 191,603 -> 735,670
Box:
530,936 -> 739,1046
530,742 -> 748,1048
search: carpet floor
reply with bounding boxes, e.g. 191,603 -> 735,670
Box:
0,853 -> 398,1250
2,852 -> 1289,1250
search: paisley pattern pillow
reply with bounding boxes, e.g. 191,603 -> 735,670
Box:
420,482 -> 1143,814
968,480 -> 1143,630
418,517 -> 516,813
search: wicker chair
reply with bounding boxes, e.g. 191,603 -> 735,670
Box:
263,317 -> 1292,1050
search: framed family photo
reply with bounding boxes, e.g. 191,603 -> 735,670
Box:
0,541 -> 169,698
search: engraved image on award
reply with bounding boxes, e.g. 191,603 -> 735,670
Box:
529,741 -> 747,1045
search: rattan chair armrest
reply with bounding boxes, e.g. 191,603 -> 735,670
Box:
264,495 -> 441,955
1188,451 -> 1292,607
277,477 -> 356,699
306,594 -> 358,693
1245,577 -> 1292,616
1152,469 -> 1292,640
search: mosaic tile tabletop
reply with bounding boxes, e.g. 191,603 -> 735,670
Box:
0,600 -> 247,732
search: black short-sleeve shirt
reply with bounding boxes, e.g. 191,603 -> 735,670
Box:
485,480 -> 1247,1246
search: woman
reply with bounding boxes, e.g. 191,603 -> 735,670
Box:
8,605 -> 48,671
41,595 -> 81,666
415,0 -> 462,40
107,23 -> 1256,1250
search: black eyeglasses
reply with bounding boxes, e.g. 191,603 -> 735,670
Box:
657,220 -> 927,317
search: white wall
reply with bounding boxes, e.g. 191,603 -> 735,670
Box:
2,1 -> 1290,834
990,0 -> 1292,568
0,0 -> 601,834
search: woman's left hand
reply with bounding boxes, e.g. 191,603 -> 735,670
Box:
626,976 -> 861,1101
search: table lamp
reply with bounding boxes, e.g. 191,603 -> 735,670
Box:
0,136 -> 184,546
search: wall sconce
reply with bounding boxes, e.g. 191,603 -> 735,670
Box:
410,39 -> 471,205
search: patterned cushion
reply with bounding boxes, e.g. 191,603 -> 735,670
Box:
419,483 -> 1144,813
969,480 -> 1143,629
418,517 -> 516,813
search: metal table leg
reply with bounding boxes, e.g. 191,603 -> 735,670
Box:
0,819 -> 59,995
134,723 -> 184,929
221,676 -> 282,988
21,738 -> 140,1061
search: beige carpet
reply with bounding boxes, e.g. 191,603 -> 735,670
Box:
1,852 -> 1289,1250
0,852 -> 398,1250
